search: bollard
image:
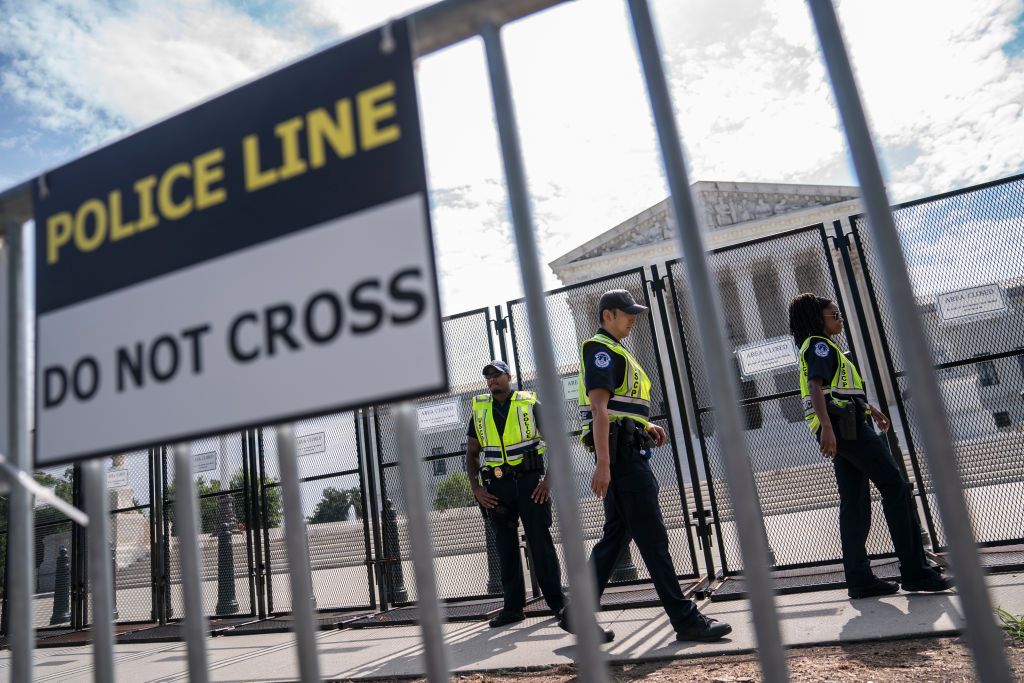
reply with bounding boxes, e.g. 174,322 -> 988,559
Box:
484,517 -> 502,595
49,545 -> 71,625
610,543 -> 639,583
215,521 -> 239,615
381,497 -> 409,604
109,541 -> 119,621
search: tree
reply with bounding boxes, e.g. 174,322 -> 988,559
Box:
165,468 -> 282,534
307,486 -> 363,524
433,471 -> 475,512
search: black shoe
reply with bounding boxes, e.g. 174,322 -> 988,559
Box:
488,611 -> 525,628
902,571 -> 953,593
676,613 -> 732,642
556,608 -> 615,643
848,578 -> 900,599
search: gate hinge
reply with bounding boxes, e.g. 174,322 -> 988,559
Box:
690,508 -> 713,547
493,316 -> 508,332
648,276 -> 668,293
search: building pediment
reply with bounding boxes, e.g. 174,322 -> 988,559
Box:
550,181 -> 859,278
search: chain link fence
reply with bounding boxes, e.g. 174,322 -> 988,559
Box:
372,309 -> 499,606
852,173 -> 1024,555
506,267 -> 700,584
664,225 -> 896,576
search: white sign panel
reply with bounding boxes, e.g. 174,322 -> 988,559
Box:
31,21 -> 446,466
417,399 -> 461,431
736,336 -> 798,377
297,432 -> 326,456
561,375 -> 579,401
107,467 -> 129,489
194,451 -> 218,473
935,283 -> 1008,322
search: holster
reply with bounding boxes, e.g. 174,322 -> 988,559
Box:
827,399 -> 858,440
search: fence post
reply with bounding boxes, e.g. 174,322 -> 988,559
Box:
83,460 -> 116,682
382,497 -> 409,604
807,3 -> 1011,681
625,2 -> 789,680
49,545 -> 71,625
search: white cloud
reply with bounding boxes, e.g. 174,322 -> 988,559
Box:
1,0 -> 1022,316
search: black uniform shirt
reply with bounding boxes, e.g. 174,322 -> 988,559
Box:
582,328 -> 627,394
466,393 -> 542,442
804,337 -> 839,385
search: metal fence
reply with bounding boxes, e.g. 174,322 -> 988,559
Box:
506,267 -> 701,586
0,0 -> 1017,681
851,172 -> 1024,560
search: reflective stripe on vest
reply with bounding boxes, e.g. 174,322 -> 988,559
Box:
471,391 -> 545,467
797,335 -> 867,434
577,333 -> 652,435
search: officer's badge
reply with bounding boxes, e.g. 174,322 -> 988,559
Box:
493,466 -> 504,479
814,341 -> 830,358
594,351 -> 612,368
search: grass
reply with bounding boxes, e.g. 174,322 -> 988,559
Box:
997,608 -> 1024,641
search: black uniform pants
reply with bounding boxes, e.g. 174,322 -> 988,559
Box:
485,470 -> 565,614
589,444 -> 698,630
833,419 -> 931,587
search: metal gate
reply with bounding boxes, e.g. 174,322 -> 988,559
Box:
506,267 -> 702,591
663,224 -> 906,586
256,415 -> 377,618
850,173 -> 1024,570
366,307 -> 505,619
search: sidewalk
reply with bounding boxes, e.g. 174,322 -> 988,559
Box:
3,572 -> 1021,682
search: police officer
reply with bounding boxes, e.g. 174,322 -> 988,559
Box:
580,289 -> 732,642
789,293 -> 951,598
467,360 -> 613,641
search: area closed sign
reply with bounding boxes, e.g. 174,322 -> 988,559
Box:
32,21 -> 447,466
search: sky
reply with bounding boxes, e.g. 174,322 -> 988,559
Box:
1,0 -> 1023,317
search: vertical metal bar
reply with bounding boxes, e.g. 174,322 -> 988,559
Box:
240,432 -> 258,617
5,215 -> 34,682
363,410 -> 387,610
275,424 -> 322,683
82,460 -> 115,683
651,264 -> 714,579
173,442 -> 211,683
393,403 -> 450,682
479,21 -> 608,682
354,413 -> 377,610
257,428 -> 275,614
626,2 -> 789,680
808,4 -> 1011,680
247,430 -> 266,620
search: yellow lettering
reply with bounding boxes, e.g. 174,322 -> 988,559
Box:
46,213 -> 73,264
134,175 -> 159,231
74,199 -> 107,254
307,100 -> 355,168
157,163 -> 193,221
357,81 -> 400,151
193,148 -> 227,210
108,190 -> 135,241
243,134 -> 279,191
274,117 -> 307,180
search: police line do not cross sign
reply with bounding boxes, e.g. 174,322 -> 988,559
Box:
32,20 -> 447,466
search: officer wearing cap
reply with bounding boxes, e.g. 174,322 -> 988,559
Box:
466,360 -> 612,639
579,289 -> 732,642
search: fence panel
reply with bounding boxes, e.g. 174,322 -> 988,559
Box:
372,309 -> 499,606
257,413 -> 376,615
665,225 -> 890,576
506,268 -> 701,584
852,173 -> 1024,559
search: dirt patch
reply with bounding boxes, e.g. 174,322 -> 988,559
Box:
355,635 -> 1024,682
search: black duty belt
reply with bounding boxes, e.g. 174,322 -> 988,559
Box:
482,464 -> 542,481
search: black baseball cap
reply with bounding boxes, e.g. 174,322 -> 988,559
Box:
482,360 -> 511,376
599,289 -> 648,315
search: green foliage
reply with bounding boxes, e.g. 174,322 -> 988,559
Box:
166,468 -> 282,534
307,486 -> 363,524
433,471 -> 475,512
997,608 -> 1024,641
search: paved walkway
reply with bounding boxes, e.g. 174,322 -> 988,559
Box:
2,572 -> 1021,682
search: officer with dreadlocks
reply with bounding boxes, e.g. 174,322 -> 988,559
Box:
466,360 -> 613,641
789,292 -> 951,598
578,289 -> 732,642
